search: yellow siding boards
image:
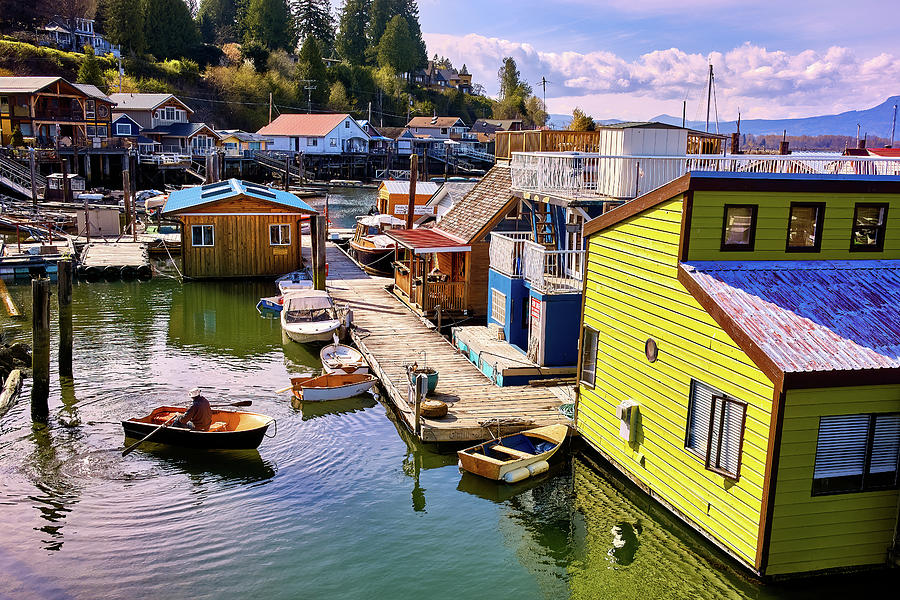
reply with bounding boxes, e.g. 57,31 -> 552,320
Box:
579,197 -> 775,569
688,190 -> 900,261
765,385 -> 900,575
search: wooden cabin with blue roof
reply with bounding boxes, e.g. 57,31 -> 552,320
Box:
162,179 -> 316,279
576,171 -> 900,577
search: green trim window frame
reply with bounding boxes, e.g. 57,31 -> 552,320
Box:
812,413 -> 900,496
786,202 -> 825,252
579,325 -> 599,388
685,380 -> 747,481
850,203 -> 889,252
269,223 -> 291,246
720,204 -> 758,251
191,224 -> 214,247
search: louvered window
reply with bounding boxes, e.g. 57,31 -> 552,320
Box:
813,413 -> 900,495
686,380 -> 747,480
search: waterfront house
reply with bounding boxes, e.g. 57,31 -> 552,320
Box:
415,181 -> 477,225
0,76 -> 115,147
379,127 -> 414,156
109,93 -> 220,156
576,171 -> 900,577
376,180 -> 440,217
216,130 -> 272,157
257,113 -> 370,154
161,179 -> 316,279
111,113 -> 141,139
385,165 -> 525,317
406,116 -> 468,140
357,120 -> 392,155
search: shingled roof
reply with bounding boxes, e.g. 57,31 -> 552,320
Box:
434,165 -> 516,244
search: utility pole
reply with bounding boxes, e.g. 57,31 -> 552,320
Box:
300,80 -> 316,114
368,101 -> 372,124
539,76 -> 550,113
682,100 -> 686,128
117,54 -> 123,92
705,64 -> 714,133
269,92 -> 273,124
891,104 -> 897,148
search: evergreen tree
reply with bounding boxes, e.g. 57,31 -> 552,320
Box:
335,0 -> 368,65
494,56 -> 531,119
295,36 -> 328,106
523,95 -> 547,128
569,107 -> 595,131
77,46 -> 106,90
10,126 -> 25,148
0,0 -> 50,33
398,0 -> 426,69
98,0 -> 146,55
292,0 -> 334,52
197,0 -> 238,44
245,0 -> 295,51
143,0 -> 200,59
327,81 -> 354,112
376,15 -> 416,75
365,0 -> 394,58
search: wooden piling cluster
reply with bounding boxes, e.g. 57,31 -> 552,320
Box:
30,277 -> 50,422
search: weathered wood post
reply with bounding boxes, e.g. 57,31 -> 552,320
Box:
313,215 -> 327,290
309,215 -> 319,280
284,155 -> 291,191
122,161 -> 132,237
406,154 -> 418,229
58,259 -> 73,377
31,278 -> 51,423
62,158 -> 71,204
435,304 -> 442,334
0,278 -> 20,317
414,372 -> 427,437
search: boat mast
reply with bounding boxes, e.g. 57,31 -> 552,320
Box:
891,104 -> 897,148
705,64 -> 713,133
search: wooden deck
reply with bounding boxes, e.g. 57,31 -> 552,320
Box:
80,242 -> 150,268
323,241 -> 572,443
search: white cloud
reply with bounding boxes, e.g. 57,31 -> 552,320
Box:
423,33 -> 900,120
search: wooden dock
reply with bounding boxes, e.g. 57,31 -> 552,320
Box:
79,242 -> 152,281
323,241 -> 572,443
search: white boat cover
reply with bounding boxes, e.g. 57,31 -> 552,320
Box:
359,214 -> 405,228
366,234 -> 395,249
284,290 -> 334,311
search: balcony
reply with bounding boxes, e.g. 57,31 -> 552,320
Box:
510,152 -> 900,201
393,262 -> 467,313
490,232 -> 584,294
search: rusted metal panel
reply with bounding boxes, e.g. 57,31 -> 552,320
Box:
682,260 -> 900,373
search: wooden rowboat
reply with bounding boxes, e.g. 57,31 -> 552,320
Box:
320,341 -> 368,374
122,406 -> 274,450
291,373 -> 377,402
457,424 -> 568,483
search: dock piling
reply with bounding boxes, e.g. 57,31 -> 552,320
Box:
28,148 -> 38,206
406,155 -> 417,229
31,278 -> 50,423
58,259 -> 73,378
312,215 -> 327,290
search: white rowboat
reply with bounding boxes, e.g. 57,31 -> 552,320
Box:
290,373 -> 377,402
320,341 -> 368,374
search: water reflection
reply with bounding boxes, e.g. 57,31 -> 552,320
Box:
290,394 -> 377,420
25,424 -> 80,552
456,462 -> 569,503
134,446 -> 278,485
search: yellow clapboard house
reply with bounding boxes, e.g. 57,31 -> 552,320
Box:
576,171 -> 900,577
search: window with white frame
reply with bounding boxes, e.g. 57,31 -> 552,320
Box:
307,138 -> 317,146
685,380 -> 747,480
191,224 -> 214,247
85,99 -> 95,119
490,289 -> 506,325
116,123 -> 131,136
565,211 -> 584,277
269,224 -> 291,246
164,106 -> 177,121
813,413 -> 900,495
86,125 -> 96,137
579,326 -> 599,387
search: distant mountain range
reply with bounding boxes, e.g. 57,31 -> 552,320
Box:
549,96 -> 900,139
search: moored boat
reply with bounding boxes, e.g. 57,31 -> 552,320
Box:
257,295 -> 283,314
457,424 -> 568,483
122,406 -> 274,450
276,269 -> 314,295
290,373 -> 377,402
349,214 -> 404,276
280,289 -> 342,343
320,340 -> 368,374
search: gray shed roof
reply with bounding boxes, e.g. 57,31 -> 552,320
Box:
108,93 -> 192,113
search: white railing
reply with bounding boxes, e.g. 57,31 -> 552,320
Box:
524,244 -> 584,294
489,231 -> 534,277
510,152 -> 900,200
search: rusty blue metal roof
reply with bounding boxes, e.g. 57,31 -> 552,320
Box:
681,260 -> 900,373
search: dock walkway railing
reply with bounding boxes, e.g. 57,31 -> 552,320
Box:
510,152 -> 900,200
488,231 -> 534,278
490,232 -> 584,294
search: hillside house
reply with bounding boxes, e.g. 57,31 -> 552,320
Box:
39,16 -> 120,56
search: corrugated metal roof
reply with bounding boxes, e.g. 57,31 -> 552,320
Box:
682,260 -> 900,373
407,116 -> 466,128
72,83 -> 112,102
0,76 -> 61,93
162,179 -> 316,214
257,113 -> 354,137
386,228 -> 470,253
378,180 -> 439,196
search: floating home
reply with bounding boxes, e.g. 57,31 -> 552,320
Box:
576,171 -> 900,577
162,179 -> 316,279
376,180 -> 439,217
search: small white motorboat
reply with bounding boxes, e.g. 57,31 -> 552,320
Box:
320,336 -> 368,374
290,373 -> 377,402
280,290 -> 342,343
276,269 -> 314,295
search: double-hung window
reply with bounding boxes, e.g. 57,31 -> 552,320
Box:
191,224 -> 214,247
269,224 -> 290,246
579,326 -> 599,387
685,380 -> 747,480
850,203 -> 888,252
812,413 -> 900,495
116,123 -> 130,136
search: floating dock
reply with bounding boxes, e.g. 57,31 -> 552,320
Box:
323,242 -> 572,443
79,242 -> 152,281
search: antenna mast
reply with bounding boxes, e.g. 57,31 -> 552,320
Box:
705,63 -> 713,133
891,104 -> 897,148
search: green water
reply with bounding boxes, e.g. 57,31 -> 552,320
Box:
0,279 -> 897,600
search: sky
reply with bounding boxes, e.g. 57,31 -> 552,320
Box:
417,0 -> 900,121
